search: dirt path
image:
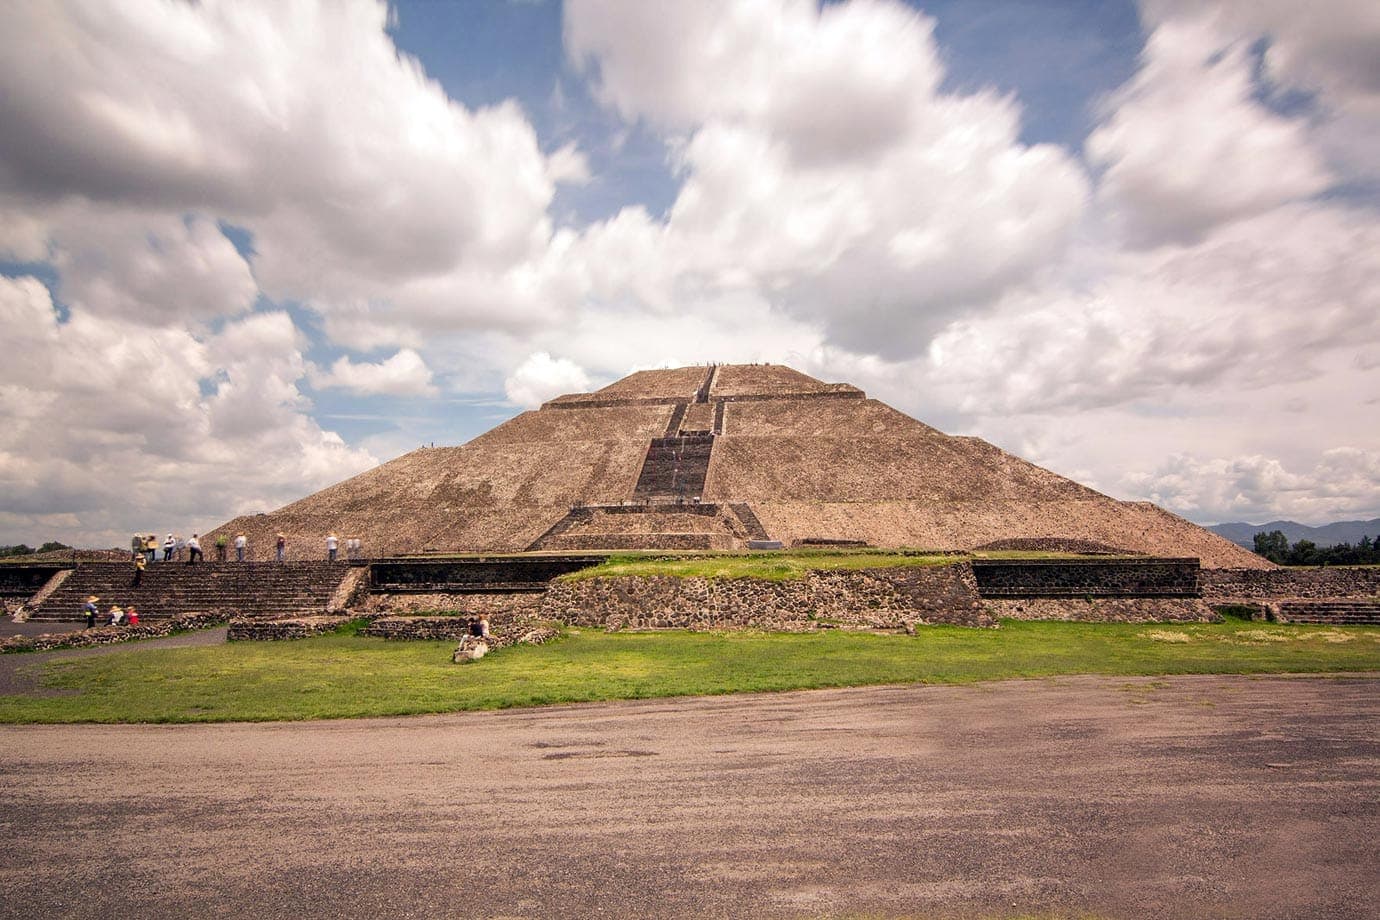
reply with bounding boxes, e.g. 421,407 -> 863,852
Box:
0,627 -> 228,695
2,674 -> 1377,918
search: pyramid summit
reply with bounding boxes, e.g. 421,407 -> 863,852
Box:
212,364 -> 1265,568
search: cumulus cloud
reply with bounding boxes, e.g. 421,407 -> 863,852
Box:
504,352 -> 592,408
309,349 -> 438,398
1124,448 -> 1380,524
1086,11 -> 1331,247
0,0 -> 567,338
0,277 -> 374,546
565,0 -> 1090,358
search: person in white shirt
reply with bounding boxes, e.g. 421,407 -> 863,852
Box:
162,533 -> 175,561
234,532 -> 247,562
326,533 -> 339,562
186,533 -> 203,564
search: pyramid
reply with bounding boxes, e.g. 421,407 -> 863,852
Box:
210,364 -> 1267,568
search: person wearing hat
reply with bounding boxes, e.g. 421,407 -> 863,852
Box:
162,533 -> 175,562
83,596 -> 99,629
126,606 -> 140,627
132,552 -> 146,587
108,605 -> 124,627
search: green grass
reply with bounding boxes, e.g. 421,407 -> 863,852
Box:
562,548 -> 961,581
1,619 -> 1376,723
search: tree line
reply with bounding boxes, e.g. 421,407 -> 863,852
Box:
1252,531 -> 1380,565
0,542 -> 72,558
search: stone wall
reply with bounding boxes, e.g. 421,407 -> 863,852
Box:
1,612 -> 226,653
369,556 -> 605,592
364,616 -> 479,641
0,564 -> 71,597
539,564 -> 992,630
987,598 -> 1220,623
1202,567 -> 1380,600
971,558 -> 1200,597
226,615 -> 354,641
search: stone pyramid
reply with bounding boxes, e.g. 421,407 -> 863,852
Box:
211,364 -> 1266,567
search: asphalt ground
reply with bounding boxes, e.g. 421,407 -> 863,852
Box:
1,674 -> 1376,919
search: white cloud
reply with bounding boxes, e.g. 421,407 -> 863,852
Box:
564,0 -> 1090,358
0,276 -> 374,546
309,348 -> 438,398
0,0 -> 568,341
504,352 -> 591,408
1124,448 -> 1380,524
1086,11 -> 1331,247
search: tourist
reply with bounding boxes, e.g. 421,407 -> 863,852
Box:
126,606 -> 139,627
187,533 -> 203,564
478,615 -> 490,638
326,532 -> 339,562
234,531 -> 247,562
132,553 -> 146,587
467,617 -> 483,638
348,537 -> 362,560
130,533 -> 142,561
163,533 -> 175,561
215,534 -> 227,561
84,595 -> 99,629
275,533 -> 286,562
144,534 -> 158,564
108,605 -> 124,627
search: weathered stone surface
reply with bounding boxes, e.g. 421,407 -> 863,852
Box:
987,598 -> 1220,623
203,364 -> 1265,567
539,565 -> 993,630
1202,567 -> 1380,601
226,615 -> 354,641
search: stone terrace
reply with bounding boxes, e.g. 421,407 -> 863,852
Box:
23,562 -> 354,622
204,363 -> 1272,566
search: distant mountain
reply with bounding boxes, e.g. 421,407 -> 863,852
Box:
1209,518 -> 1380,549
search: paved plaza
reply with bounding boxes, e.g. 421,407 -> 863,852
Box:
2,675 -> 1376,919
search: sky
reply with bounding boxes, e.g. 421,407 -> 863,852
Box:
1,0 -> 1378,548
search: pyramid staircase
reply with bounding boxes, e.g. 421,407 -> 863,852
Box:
633,435 -> 715,499
23,562 -> 354,622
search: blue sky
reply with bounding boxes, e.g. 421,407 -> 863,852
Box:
1,0 -> 1378,546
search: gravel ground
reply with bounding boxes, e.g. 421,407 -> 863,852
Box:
1,674 -> 1376,919
0,627 -> 228,695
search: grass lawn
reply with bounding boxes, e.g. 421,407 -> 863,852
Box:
1,618 -> 1377,723
562,548 -> 961,581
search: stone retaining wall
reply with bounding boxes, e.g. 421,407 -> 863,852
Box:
1,612 -> 226,653
226,615 -> 354,641
1202,567 -> 1380,600
971,558 -> 1200,597
987,598 -> 1220,623
539,564 -> 992,630
364,616 -> 480,641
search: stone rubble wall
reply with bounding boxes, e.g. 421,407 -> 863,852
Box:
365,616 -> 486,642
539,564 -> 993,630
1202,567 -> 1380,601
1,612 -> 227,653
987,598 -> 1221,623
226,615 -> 355,641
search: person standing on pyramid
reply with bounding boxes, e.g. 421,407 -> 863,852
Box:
276,533 -> 286,562
326,532 -> 339,562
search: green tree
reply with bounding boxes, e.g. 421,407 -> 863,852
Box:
1252,530 -> 1289,563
